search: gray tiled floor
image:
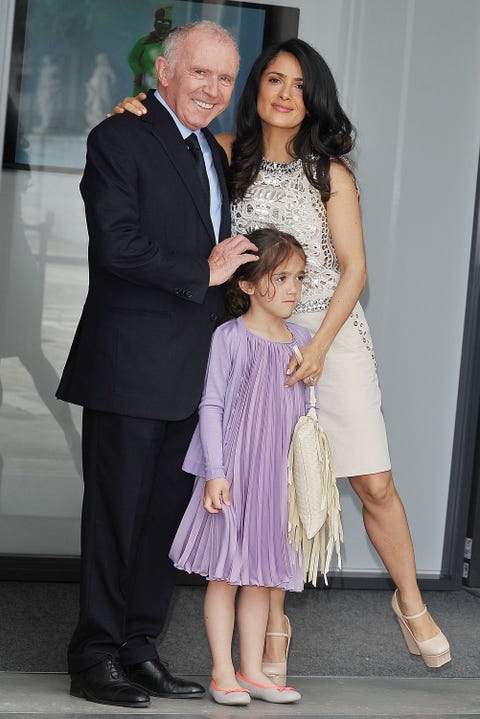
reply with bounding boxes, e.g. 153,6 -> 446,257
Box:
1,673 -> 479,718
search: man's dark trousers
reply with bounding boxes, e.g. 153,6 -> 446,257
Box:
67,407 -> 198,673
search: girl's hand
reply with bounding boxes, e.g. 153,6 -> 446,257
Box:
204,477 -> 231,514
106,92 -> 148,118
284,340 -> 327,388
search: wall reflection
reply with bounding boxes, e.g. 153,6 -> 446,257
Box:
0,118 -> 87,555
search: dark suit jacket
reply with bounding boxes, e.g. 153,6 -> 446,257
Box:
57,91 -> 231,421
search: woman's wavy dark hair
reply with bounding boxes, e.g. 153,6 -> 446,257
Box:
230,38 -> 355,202
226,227 -> 306,319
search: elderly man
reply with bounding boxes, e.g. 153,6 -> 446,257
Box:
57,21 -> 256,708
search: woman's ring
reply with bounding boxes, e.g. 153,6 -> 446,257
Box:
307,375 -> 315,385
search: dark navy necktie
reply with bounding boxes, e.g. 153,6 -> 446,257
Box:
185,132 -> 210,204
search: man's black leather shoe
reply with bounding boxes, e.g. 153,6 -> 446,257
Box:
70,658 -> 150,708
124,659 -> 205,698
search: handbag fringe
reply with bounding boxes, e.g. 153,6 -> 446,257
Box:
287,411 -> 343,586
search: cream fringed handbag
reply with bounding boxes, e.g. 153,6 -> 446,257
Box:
287,347 -> 343,586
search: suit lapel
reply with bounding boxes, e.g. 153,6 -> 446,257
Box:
140,93 -> 216,242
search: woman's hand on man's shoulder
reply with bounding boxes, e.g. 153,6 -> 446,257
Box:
107,92 -> 148,118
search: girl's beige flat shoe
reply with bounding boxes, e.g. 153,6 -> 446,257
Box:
236,672 -> 301,704
208,680 -> 251,706
262,614 -> 291,686
391,589 -> 451,668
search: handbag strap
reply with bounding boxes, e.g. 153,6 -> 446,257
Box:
292,344 -> 316,410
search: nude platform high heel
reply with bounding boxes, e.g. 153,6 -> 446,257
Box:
262,615 -> 291,686
391,589 -> 451,668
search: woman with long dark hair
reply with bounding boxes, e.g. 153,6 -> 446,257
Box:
220,37 -> 450,680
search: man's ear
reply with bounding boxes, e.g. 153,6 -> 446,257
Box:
155,56 -> 170,87
238,280 -> 255,296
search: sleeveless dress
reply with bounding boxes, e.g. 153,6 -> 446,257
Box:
169,318 -> 310,591
231,158 -> 391,478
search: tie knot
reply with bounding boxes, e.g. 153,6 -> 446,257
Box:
185,132 -> 201,153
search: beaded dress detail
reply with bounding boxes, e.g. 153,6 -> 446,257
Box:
231,157 -> 391,478
231,158 -> 339,314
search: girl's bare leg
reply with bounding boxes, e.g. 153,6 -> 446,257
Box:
204,580 -> 242,689
263,587 -> 289,663
237,585 -> 277,685
349,470 -> 440,641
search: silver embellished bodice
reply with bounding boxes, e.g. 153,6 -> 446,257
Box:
231,158 -> 340,313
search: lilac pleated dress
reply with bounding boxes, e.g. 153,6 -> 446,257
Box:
169,317 -> 311,592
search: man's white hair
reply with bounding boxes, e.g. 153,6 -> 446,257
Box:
163,20 -> 239,71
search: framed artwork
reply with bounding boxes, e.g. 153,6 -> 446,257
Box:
3,0 -> 299,171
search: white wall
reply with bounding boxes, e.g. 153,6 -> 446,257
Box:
1,0 -> 479,574
349,0 -> 480,575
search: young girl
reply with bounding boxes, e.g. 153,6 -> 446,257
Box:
169,228 -> 310,706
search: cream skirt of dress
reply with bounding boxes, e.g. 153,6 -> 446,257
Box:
293,302 -> 391,479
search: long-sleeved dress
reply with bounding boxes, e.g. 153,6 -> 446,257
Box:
169,317 -> 312,591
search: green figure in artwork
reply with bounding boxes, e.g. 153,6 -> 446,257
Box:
127,6 -> 173,95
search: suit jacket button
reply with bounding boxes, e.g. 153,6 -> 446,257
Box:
210,313 -> 218,322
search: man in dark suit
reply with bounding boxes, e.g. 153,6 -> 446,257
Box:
57,21 -> 257,709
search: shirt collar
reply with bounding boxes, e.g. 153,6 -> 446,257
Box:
154,90 -> 202,141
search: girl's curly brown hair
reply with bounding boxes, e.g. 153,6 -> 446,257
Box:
226,227 -> 306,319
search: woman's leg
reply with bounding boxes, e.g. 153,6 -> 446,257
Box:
263,588 -> 289,663
204,580 -> 240,689
349,470 -> 440,641
237,585 -> 277,685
